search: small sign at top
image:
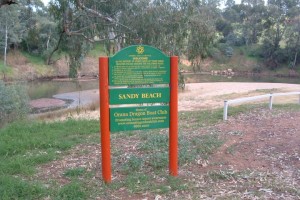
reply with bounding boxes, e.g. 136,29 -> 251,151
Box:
109,45 -> 170,86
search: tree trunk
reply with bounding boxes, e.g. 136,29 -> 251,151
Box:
47,31 -> 64,65
4,23 -> 8,66
46,31 -> 51,50
292,51 -> 298,69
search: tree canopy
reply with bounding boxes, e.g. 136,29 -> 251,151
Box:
0,0 -> 300,75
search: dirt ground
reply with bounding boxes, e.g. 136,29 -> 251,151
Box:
34,82 -> 300,199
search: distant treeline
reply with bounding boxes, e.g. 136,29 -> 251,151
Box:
0,0 -> 299,75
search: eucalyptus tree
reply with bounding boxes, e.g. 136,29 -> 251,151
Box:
225,0 -> 235,8
261,0 -> 298,68
0,4 -> 22,66
282,1 -> 300,70
184,0 -> 222,71
19,0 -> 56,57
47,0 -> 135,76
119,0 -> 188,56
0,0 -> 17,7
0,0 -> 55,66
240,0 -> 266,45
285,16 -> 300,70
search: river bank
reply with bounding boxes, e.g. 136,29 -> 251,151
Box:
30,82 -> 300,120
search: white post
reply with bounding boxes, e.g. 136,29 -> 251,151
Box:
223,100 -> 228,120
269,94 -> 273,110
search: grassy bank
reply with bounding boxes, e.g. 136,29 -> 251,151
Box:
2,43 -> 300,81
0,119 -> 99,199
0,107 -> 225,199
1,104 -> 299,199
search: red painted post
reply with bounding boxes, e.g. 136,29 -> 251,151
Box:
169,56 -> 178,176
99,57 -> 111,183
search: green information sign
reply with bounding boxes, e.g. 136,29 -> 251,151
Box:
109,87 -> 170,105
99,45 -> 178,181
109,45 -> 170,86
110,106 -> 169,132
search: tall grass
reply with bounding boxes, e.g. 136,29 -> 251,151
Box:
21,52 -> 45,66
0,62 -> 13,78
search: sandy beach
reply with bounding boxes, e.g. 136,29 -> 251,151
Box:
29,82 -> 300,120
179,82 -> 300,111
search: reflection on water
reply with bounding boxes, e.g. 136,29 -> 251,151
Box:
28,80 -> 99,100
27,75 -> 300,100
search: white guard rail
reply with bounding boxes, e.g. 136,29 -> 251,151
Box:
223,92 -> 300,120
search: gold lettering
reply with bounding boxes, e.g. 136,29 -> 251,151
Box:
147,111 -> 157,115
133,57 -> 148,60
141,93 -> 162,99
114,112 -> 129,117
158,110 -> 167,115
118,93 -> 139,100
129,111 -> 146,117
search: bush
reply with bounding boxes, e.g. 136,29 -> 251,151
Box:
252,65 -> 263,73
226,33 -> 245,46
218,43 -> 234,58
208,47 -> 226,63
0,81 -> 29,127
248,45 -> 263,58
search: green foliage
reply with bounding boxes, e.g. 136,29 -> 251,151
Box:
21,51 -> 45,66
88,43 -> 107,57
0,63 -> 13,78
208,47 -> 226,63
216,19 -> 233,38
218,43 -> 234,58
252,65 -> 263,73
0,81 -> 29,127
0,5 -> 23,56
0,0 -> 299,77
247,45 -> 263,58
226,33 -> 245,46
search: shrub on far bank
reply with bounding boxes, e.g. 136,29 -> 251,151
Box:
0,81 -> 29,127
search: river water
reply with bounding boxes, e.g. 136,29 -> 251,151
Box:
27,74 -> 300,100
28,79 -> 99,100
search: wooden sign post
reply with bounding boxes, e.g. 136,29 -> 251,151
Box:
99,45 -> 178,183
